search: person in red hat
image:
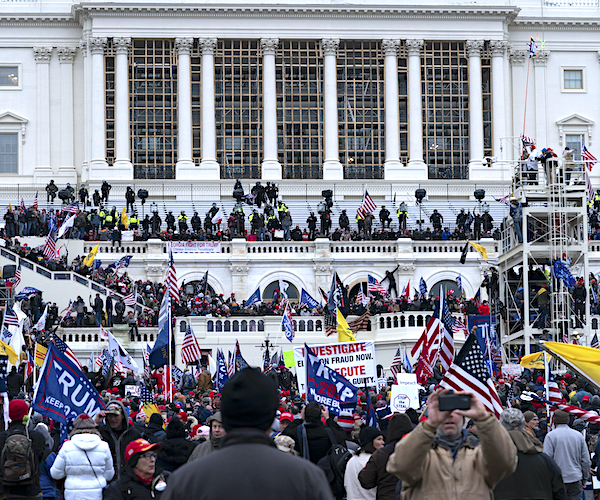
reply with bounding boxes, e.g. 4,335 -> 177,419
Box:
104,438 -> 168,499
0,399 -> 46,498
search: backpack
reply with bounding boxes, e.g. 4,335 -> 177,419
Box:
0,429 -> 38,486
315,427 -> 352,500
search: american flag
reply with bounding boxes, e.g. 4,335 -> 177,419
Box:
110,255 -> 133,274
592,333 -> 600,349
43,221 -> 57,260
13,264 -> 21,289
52,333 -> 82,369
440,334 -> 504,418
527,37 -> 537,58
367,275 -> 387,296
20,198 -> 25,210
94,351 -> 103,370
563,331 -> 569,343
494,194 -> 511,206
547,380 -> 564,405
144,344 -> 151,379
412,316 -> 443,385
582,140 -> 597,169
165,251 -> 179,304
140,383 -> 155,404
348,310 -> 370,334
123,289 -> 137,307
474,288 -> 481,307
356,288 -> 369,305
33,192 -> 38,210
437,293 -> 455,371
521,134 -> 536,147
586,171 -> 595,203
25,350 -> 34,378
227,351 -> 235,378
532,392 -> 600,424
62,201 -> 79,214
3,306 -> 19,327
389,345 -> 402,380
453,316 -> 469,338
181,324 -> 202,364
357,190 -> 377,217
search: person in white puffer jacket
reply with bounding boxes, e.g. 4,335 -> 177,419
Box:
51,413 -> 115,500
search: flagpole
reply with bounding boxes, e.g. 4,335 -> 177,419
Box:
544,351 -> 550,427
168,301 -> 173,402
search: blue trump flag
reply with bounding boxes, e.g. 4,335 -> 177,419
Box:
215,349 -> 229,391
364,386 -> 378,428
553,260 -> 575,289
150,290 -> 171,369
246,287 -> 261,307
419,277 -> 427,297
33,343 -> 105,424
300,289 -> 320,309
305,344 -> 358,415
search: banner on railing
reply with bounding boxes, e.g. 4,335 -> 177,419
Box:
293,341 -> 377,394
168,241 -> 222,253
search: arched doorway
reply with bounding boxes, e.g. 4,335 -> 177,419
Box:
430,279 -> 461,299
264,280 -> 299,301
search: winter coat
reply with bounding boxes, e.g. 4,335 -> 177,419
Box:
50,433 -> 114,500
358,413 -> 413,500
103,464 -> 169,500
197,372 -> 213,391
345,452 -> 376,500
162,427 -> 333,500
40,451 -> 60,500
284,417 -> 348,464
156,437 -> 195,473
386,415 -> 517,500
494,429 -> 567,500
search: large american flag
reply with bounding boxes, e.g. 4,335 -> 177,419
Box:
453,316 -> 469,339
3,306 -> 19,327
62,201 -> 79,214
43,221 -> 57,260
389,345 -> 402,380
532,392 -> 600,424
367,275 -> 387,296
165,251 -> 179,304
123,289 -> 137,307
582,140 -> 598,170
357,190 -> 377,217
440,334 -> 503,418
181,324 -> 202,364
348,310 -> 370,334
13,263 -> 21,289
52,333 -> 82,369
412,316 -> 443,385
437,294 -> 455,371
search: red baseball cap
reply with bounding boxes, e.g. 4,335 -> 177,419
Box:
279,412 -> 293,422
124,439 -> 160,463
498,379 -> 505,384
582,395 -> 590,402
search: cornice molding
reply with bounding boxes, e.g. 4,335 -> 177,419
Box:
511,17 -> 600,30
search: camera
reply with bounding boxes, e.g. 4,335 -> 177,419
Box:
438,390 -> 471,412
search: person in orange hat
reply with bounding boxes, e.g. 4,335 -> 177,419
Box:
104,438 -> 168,499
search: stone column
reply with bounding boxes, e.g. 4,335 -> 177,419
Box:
467,40 -> 484,175
174,37 -> 195,176
56,47 -> 77,176
406,39 -> 427,179
382,39 -> 402,179
198,38 -> 220,179
260,38 -> 282,180
490,41 -> 507,162
509,48 -> 527,161
33,47 -> 52,171
89,37 -> 108,173
80,36 -> 91,181
533,51 -> 549,149
322,38 -> 343,180
113,37 -> 133,176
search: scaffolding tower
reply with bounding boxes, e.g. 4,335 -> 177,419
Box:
498,157 -> 590,359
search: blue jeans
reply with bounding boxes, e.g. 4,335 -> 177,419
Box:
514,219 -> 523,243
76,313 -> 85,327
283,225 -> 290,240
95,311 -> 102,327
258,227 -> 266,241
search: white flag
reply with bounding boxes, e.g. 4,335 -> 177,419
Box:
33,305 -> 48,332
107,330 -> 139,374
57,214 -> 76,239
211,208 -> 223,225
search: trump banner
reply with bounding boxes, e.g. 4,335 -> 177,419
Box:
305,344 -> 358,415
294,341 -> 377,396
32,343 -> 105,424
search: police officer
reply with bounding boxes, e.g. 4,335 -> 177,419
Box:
430,209 -> 443,231
397,202 -> 408,232
191,212 -> 202,233
379,205 -> 391,229
46,180 -> 58,203
166,211 -> 176,232
339,210 -> 350,231
151,211 -> 162,236
101,180 -> 111,203
178,211 -> 188,234
79,184 -> 89,205
129,211 -> 139,231
104,209 -> 115,230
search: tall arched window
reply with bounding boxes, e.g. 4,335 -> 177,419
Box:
264,280 -> 299,301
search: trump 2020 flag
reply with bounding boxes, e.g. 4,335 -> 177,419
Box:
282,303 -> 294,342
32,343 -> 105,423
305,344 -> 358,415
246,287 -> 261,307
300,289 -> 320,309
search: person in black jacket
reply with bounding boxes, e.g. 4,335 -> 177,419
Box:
494,408 -> 566,500
359,412 -> 413,500
155,417 -> 195,473
91,293 -> 104,327
104,438 -> 169,500
0,400 -> 46,499
284,401 -> 347,464
163,368 -> 333,500
6,366 -> 23,400
106,294 -> 113,327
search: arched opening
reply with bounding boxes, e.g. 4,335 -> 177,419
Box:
182,280 -> 216,298
264,280 -> 300,302
349,282 -> 368,302
429,279 -> 461,299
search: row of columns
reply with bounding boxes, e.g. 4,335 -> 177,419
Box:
81,37 -> 508,181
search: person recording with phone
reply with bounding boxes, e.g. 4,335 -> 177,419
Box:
386,388 -> 517,500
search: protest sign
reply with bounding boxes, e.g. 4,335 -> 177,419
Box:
33,343 -> 105,424
501,363 -> 523,377
305,344 -> 357,415
294,341 -> 377,394
390,373 -> 420,411
168,241 -> 222,253
125,385 -> 140,397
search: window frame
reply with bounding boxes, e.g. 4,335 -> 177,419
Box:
561,67 -> 585,93
0,133 -> 19,175
0,64 -> 22,91
0,112 -> 27,176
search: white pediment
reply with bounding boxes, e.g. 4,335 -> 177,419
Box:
556,113 -> 594,127
0,112 -> 28,125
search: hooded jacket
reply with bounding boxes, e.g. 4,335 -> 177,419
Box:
103,462 -> 169,500
143,413 -> 167,444
358,413 -> 413,500
98,400 -> 141,478
50,432 -> 114,500
156,418 -> 195,472
386,415 -> 517,500
494,429 -> 566,500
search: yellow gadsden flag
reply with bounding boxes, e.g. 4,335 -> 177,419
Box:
0,340 -> 18,365
520,351 -> 551,370
468,241 -> 488,260
82,244 -> 99,268
542,341 -> 600,388
337,308 -> 356,343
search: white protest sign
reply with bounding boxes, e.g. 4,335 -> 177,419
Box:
294,341 -> 377,395
125,385 -> 140,397
501,364 -> 523,378
390,373 -> 420,411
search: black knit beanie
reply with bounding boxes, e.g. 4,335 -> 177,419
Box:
166,415 -> 186,439
359,427 -> 384,448
221,367 -> 278,431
